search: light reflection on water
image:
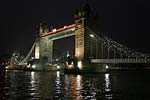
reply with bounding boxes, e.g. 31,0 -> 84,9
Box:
30,71 -> 35,86
105,74 -> 112,99
105,73 -> 110,89
0,70 -> 150,100
65,74 -> 82,100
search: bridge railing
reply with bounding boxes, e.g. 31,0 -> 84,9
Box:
91,59 -> 150,64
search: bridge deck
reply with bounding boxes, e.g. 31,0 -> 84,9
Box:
91,59 -> 150,64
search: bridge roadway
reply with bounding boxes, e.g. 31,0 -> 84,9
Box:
91,59 -> 150,64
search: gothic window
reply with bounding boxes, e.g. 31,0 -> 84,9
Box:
79,42 -> 82,45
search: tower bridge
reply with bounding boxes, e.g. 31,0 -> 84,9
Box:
37,4 -> 150,68
38,21 -> 150,65
17,4 -> 150,71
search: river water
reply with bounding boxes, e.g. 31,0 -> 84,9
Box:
0,69 -> 150,100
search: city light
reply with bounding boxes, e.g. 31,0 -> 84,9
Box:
27,64 -> 31,68
57,65 -> 60,69
64,26 -> 67,29
77,61 -> 82,69
106,65 -> 109,69
76,75 -> 82,90
56,71 -> 60,78
66,61 -> 74,69
52,29 -> 57,32
5,66 -> 9,69
90,34 -> 95,38
32,64 -> 36,69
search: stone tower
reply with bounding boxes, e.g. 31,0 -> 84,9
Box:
75,4 -> 91,61
75,10 -> 86,60
39,24 -> 53,63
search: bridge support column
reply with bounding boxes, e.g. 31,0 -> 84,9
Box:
75,15 -> 85,61
39,37 -> 53,65
48,40 -> 53,63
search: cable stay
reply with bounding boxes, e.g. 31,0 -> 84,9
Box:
86,27 -> 150,59
19,42 -> 36,64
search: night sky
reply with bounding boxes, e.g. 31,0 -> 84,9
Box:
0,0 -> 150,55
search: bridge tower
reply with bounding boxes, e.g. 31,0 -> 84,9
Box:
75,11 -> 85,60
75,4 -> 91,61
39,24 -> 53,64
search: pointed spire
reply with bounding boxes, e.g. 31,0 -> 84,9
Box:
74,3 -> 92,19
39,23 -> 43,34
82,2 -> 92,17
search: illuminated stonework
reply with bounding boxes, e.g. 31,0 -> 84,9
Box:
75,17 -> 85,60
39,25 -> 75,63
39,37 -> 53,63
35,40 -> 40,59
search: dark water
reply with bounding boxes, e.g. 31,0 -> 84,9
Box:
0,70 -> 150,100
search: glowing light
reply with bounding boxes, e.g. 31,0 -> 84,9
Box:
105,74 -> 110,88
77,75 -> 82,90
71,27 -> 75,31
66,62 -> 74,69
77,61 -> 82,69
64,26 -> 67,29
5,66 -> 9,69
30,71 -> 35,90
57,65 -> 60,69
31,71 -> 35,80
27,64 -> 31,68
106,65 -> 109,69
67,51 -> 70,57
56,71 -> 60,77
105,74 -> 111,99
52,28 -> 56,32
90,34 -> 95,38
32,65 -> 36,69
13,53 -> 15,56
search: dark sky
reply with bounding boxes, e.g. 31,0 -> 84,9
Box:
0,0 -> 150,55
